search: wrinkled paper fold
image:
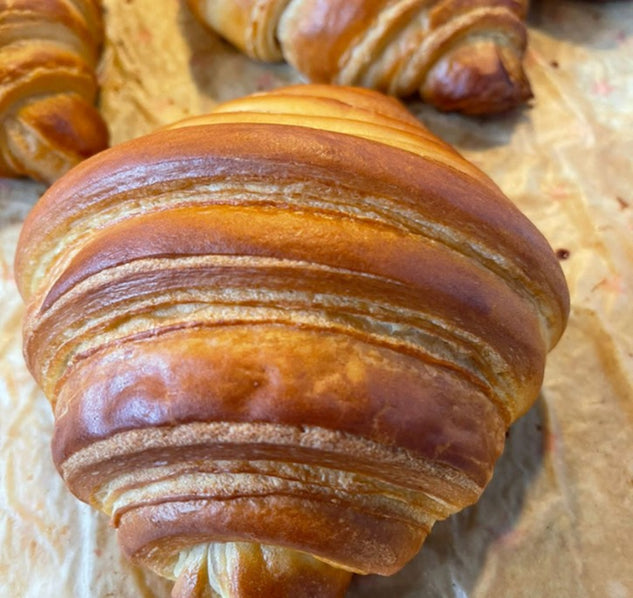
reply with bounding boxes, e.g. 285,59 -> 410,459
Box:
1,1 -> 632,595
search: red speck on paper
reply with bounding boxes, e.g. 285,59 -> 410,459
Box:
592,78 -> 615,97
592,275 -> 624,295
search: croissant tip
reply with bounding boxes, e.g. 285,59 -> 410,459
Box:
5,94 -> 110,185
421,41 -> 532,116
171,542 -> 353,598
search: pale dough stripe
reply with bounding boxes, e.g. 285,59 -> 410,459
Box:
59,421 -> 484,510
94,459 -> 451,523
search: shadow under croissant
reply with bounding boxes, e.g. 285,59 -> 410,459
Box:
407,99 -> 532,152
528,0 -> 633,49
176,0 -> 298,103
348,396 -> 547,598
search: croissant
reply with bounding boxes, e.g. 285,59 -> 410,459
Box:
15,84 -> 569,597
0,0 -> 108,184
186,0 -> 533,115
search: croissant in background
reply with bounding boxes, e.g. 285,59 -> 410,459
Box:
186,0 -> 533,115
15,84 -> 568,597
0,0 -> 108,184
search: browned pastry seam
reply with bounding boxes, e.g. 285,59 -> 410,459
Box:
95,460 -> 453,524
0,0 -> 100,64
49,323 -> 508,485
389,7 -> 528,94
108,487 -> 433,534
35,288 -> 517,419
26,200 -> 548,401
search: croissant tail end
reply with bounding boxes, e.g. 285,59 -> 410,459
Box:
4,93 -> 109,184
172,545 -> 215,598
171,542 -> 353,598
421,40 -> 532,115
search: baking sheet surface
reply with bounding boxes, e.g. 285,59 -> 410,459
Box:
1,1 -> 632,596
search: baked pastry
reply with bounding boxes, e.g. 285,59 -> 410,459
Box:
15,84 -> 569,597
0,0 -> 108,184
186,0 -> 533,115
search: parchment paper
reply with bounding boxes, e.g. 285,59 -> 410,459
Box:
1,0 -> 632,596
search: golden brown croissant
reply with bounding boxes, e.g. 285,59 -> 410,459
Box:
0,0 -> 108,184
186,0 -> 533,115
15,84 -> 568,597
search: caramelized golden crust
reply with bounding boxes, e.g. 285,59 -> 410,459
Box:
0,0 -> 108,183
186,0 -> 532,114
51,326 -> 507,483
118,493 -> 426,576
16,85 -> 569,596
28,200 -> 549,414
